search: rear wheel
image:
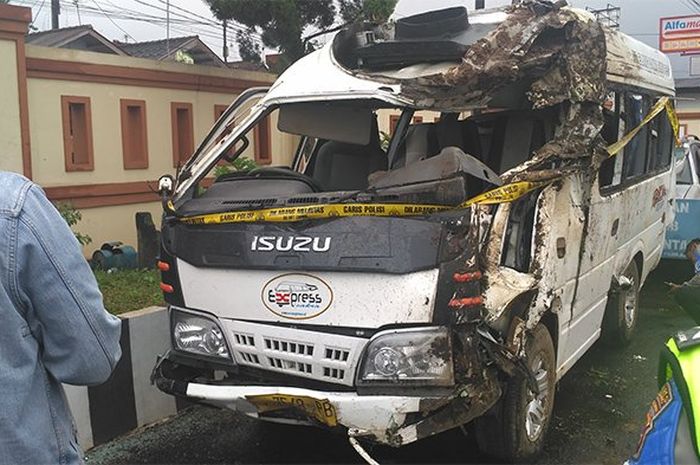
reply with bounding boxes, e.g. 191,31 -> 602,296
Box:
474,324 -> 556,463
602,261 -> 640,347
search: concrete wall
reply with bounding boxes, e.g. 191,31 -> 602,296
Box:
0,39 -> 23,173
25,46 -> 297,188
27,76 -> 238,186
63,306 -> 176,450
77,201 -> 163,251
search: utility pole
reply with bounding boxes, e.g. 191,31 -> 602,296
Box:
587,4 -> 621,29
166,0 -> 171,57
223,20 -> 229,63
475,0 -> 485,9
51,0 -> 60,29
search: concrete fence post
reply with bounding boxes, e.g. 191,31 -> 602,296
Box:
136,212 -> 160,269
0,4 -> 32,177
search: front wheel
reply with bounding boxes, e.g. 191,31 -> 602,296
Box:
602,261 -> 640,347
474,323 -> 556,463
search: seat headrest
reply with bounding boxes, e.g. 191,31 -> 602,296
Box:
391,122 -> 438,169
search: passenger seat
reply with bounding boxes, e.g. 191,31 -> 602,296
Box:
313,121 -> 387,191
391,123 -> 439,169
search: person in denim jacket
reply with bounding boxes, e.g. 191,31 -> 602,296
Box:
0,172 -> 122,464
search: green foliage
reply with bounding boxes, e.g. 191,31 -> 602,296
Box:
236,29 -> 262,63
205,0 -> 397,71
213,156 -> 258,178
56,202 -> 92,246
379,130 -> 391,151
205,0 -> 335,71
339,0 -> 397,23
94,269 -> 163,315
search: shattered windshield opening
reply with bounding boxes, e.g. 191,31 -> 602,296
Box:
175,97 -> 561,218
175,1 -> 674,224
176,88 -> 268,193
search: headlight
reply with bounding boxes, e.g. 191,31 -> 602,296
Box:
171,309 -> 231,360
358,327 -> 453,386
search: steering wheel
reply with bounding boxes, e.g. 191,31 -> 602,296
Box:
247,166 -> 323,192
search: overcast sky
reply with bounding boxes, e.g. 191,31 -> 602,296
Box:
9,0 -> 700,78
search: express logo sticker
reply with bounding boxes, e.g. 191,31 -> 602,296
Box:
262,273 -> 333,320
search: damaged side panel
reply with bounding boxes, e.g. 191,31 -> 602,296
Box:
352,1 -> 674,441
156,0 -> 676,454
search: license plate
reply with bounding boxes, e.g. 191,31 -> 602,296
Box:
246,394 -> 338,426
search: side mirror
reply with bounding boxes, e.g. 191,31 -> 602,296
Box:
158,175 -> 174,195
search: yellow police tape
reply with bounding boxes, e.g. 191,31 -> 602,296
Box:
181,203 -> 452,224
606,96 -> 679,157
179,98 -> 680,225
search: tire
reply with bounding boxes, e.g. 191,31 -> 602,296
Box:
602,261 -> 640,347
474,324 -> 556,463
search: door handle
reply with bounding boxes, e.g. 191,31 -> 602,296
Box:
611,219 -> 619,236
556,237 -> 566,258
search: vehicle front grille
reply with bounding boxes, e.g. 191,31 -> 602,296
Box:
223,320 -> 367,386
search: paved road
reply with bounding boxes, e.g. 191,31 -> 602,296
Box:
87,265 -> 696,465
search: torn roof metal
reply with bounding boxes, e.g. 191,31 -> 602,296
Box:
178,1 -> 674,199
261,1 -> 673,111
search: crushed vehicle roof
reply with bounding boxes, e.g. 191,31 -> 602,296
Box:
177,0 -> 675,200
261,1 -> 673,110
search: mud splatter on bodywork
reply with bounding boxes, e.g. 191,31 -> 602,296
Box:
396,1 -> 611,336
401,1 -> 607,110
356,2 -> 618,442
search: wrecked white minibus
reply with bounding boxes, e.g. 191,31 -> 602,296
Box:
152,1 -> 678,461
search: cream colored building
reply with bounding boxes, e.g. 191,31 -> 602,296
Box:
0,4 -> 298,254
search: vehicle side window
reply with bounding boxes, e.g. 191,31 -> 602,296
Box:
501,191 -> 539,272
599,93 -> 622,188
622,93 -> 650,181
600,93 -> 673,193
647,110 -> 673,172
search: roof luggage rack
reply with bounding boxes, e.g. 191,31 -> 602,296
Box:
355,7 -> 494,70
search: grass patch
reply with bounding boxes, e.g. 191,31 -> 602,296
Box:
94,268 -> 164,316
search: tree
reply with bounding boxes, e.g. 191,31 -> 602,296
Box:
205,0 -> 397,71
236,28 -> 262,63
205,0 -> 336,70
339,0 -> 397,23
56,203 -> 92,246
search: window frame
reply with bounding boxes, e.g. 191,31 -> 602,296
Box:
599,92 -> 675,196
120,99 -> 149,170
214,104 -> 236,161
621,93 -> 651,182
390,114 -> 423,135
254,114 -> 272,165
171,102 -> 194,168
61,95 -> 95,172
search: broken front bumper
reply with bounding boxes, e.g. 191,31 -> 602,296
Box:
154,356 -> 498,446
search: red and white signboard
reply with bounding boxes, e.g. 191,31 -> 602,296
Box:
660,15 -> 700,54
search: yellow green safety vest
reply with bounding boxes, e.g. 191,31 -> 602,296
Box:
658,328 -> 700,457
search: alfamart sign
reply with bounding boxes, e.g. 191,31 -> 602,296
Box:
660,15 -> 700,54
